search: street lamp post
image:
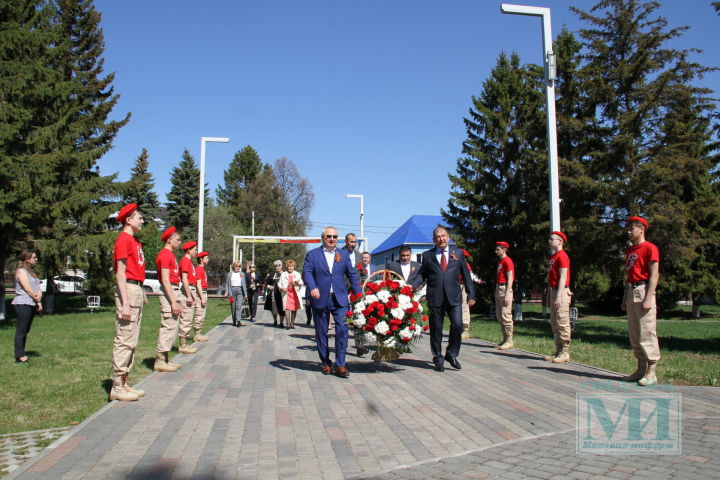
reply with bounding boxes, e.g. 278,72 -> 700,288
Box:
346,194 -> 365,250
198,136 -> 230,251
501,4 -> 561,231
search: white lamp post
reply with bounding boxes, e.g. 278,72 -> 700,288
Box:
346,194 -> 365,250
198,136 -> 230,251
501,4 -> 561,231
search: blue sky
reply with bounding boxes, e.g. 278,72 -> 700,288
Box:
95,0 -> 720,253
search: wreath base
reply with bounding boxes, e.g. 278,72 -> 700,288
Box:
372,346 -> 401,362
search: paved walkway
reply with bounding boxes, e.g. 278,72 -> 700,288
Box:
6,310 -> 719,480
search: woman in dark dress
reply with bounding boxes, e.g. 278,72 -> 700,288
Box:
245,262 -> 263,322
263,260 -> 286,327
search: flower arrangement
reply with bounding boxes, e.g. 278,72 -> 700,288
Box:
346,272 -> 428,355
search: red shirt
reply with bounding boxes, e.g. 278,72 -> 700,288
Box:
497,256 -> 514,284
113,232 -> 146,282
179,256 -> 196,285
626,241 -> 660,283
156,248 -> 179,284
547,250 -> 570,288
195,264 -> 208,289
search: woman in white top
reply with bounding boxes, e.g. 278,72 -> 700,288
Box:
278,259 -> 304,330
225,262 -> 247,327
12,250 -> 42,364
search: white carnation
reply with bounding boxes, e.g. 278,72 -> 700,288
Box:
376,290 -> 391,302
398,294 -> 412,307
382,337 -> 396,348
364,332 -> 378,344
374,321 -> 390,335
413,327 -> 423,337
352,315 -> 366,328
417,303 -> 423,313
396,279 -> 407,288
364,294 -> 378,304
353,301 -> 366,314
391,307 -> 405,319
399,327 -> 413,340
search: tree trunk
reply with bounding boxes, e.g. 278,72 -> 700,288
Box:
691,293 -> 701,319
0,251 -> 6,321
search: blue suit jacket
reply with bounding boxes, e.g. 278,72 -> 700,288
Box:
417,246 -> 475,308
302,246 -> 361,309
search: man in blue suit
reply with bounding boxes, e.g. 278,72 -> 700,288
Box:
417,226 -> 476,372
303,226 -> 362,377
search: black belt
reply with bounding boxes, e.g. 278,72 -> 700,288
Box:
497,283 -> 507,286
127,279 -> 142,286
171,284 -> 181,289
628,281 -> 648,288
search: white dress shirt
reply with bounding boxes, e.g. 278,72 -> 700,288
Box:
401,262 -> 411,280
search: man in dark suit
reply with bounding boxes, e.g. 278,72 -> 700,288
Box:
417,227 -> 476,372
302,226 -> 361,378
387,245 -> 421,286
342,233 -> 362,270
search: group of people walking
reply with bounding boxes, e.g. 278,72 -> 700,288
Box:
491,216 -> 660,387
10,203 -> 661,398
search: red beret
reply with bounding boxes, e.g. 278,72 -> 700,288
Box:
495,241 -> 510,249
196,251 -> 208,258
182,241 -> 198,251
627,216 -> 648,229
161,226 -> 177,242
117,203 -> 137,223
551,231 -> 567,243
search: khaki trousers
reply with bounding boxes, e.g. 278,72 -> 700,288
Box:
495,285 -> 513,333
156,288 -> 184,353
193,291 -> 207,331
548,287 -> 572,345
112,283 -> 145,375
625,284 -> 660,362
178,286 -> 196,339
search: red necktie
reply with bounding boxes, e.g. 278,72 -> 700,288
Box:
440,250 -> 447,272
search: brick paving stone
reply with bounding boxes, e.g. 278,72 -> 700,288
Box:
5,310 -> 720,480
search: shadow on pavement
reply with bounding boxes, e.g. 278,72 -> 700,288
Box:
527,365 -> 623,381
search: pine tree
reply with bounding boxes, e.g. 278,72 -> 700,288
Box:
216,145 -> 263,206
124,148 -> 161,222
443,52 -> 549,299
166,148 -> 204,235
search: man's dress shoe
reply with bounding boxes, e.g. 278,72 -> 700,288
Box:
445,354 -> 462,370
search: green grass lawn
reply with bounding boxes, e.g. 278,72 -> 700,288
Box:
0,296 -> 230,434
468,303 -> 720,387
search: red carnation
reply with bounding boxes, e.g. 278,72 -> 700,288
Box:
390,325 -> 399,332
346,310 -> 353,317
422,315 -> 428,322
409,325 -> 416,330
423,325 -> 429,331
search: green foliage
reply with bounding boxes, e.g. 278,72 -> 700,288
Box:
0,0 -> 130,298
216,145 -> 263,206
166,148 -> 206,236
123,148 -> 161,223
443,52 -> 549,296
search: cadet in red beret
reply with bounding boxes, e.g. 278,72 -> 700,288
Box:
545,231 -> 572,363
192,252 -> 210,342
494,242 -> 515,350
153,227 -> 183,373
177,240 -> 199,354
110,203 -> 145,401
622,216 -> 660,386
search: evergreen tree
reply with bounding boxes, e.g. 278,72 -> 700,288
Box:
443,52 -> 549,298
0,0 -> 130,300
166,148 -> 205,235
216,145 -> 263,206
572,0 -> 720,310
124,148 -> 160,222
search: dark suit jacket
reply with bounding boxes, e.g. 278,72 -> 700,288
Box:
417,246 -> 475,308
387,260 -> 421,287
302,247 -> 361,309
245,271 -> 263,291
